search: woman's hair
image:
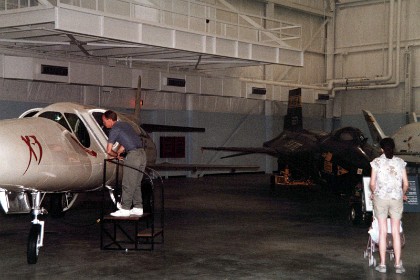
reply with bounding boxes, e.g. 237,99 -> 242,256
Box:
380,137 -> 395,159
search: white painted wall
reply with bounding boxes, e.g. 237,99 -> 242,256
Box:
333,0 -> 420,116
2,0 -> 420,172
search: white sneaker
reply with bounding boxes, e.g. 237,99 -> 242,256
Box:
130,208 -> 143,216
375,264 -> 386,273
395,261 -> 405,274
110,209 -> 130,217
116,202 -> 122,209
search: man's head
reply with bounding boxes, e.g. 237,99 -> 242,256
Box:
102,110 -> 117,129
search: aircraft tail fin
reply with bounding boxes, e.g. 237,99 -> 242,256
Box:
284,88 -> 303,131
409,112 -> 418,123
134,75 -> 142,124
362,110 -> 387,145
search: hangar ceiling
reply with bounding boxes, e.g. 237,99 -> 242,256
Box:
0,1 -> 303,73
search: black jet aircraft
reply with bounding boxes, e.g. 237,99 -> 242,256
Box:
202,88 -> 379,224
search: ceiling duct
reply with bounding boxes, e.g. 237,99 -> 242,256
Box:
41,65 -> 68,76
166,77 -> 186,87
251,87 -> 266,95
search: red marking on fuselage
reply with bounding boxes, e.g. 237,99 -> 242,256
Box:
85,149 -> 97,157
70,136 -> 97,157
21,135 -> 43,175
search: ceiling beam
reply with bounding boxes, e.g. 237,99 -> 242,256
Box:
259,0 -> 333,18
37,0 -> 54,7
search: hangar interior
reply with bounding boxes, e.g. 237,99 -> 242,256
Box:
1,0 -> 420,175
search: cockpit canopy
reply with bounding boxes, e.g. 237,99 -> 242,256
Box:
332,127 -> 368,145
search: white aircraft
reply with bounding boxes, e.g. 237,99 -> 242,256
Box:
362,109 -> 420,163
0,102 -> 257,264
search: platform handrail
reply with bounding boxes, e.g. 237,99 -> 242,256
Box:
101,158 -> 164,250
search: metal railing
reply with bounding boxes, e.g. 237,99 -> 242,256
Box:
0,0 -> 54,10
0,0 -> 302,49
101,158 -> 164,250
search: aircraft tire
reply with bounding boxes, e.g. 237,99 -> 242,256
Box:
363,212 -> 373,226
269,175 -> 275,192
142,180 -> 153,214
349,203 -> 363,225
27,224 -> 41,264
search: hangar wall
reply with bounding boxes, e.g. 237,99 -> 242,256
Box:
331,0 -> 420,138
222,0 -> 420,142
0,76 -> 325,174
3,0 -> 420,173
212,0 -> 327,86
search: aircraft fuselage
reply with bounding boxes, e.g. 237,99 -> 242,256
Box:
0,102 -> 156,193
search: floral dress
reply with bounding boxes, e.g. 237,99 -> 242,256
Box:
370,154 -> 406,200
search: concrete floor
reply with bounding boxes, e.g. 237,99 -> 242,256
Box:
1,173 -> 419,280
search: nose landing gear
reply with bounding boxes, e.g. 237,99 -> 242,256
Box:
27,191 -> 45,264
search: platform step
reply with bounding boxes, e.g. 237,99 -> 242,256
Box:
137,228 -> 163,238
103,213 -> 150,221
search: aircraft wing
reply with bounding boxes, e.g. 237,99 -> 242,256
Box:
201,147 -> 277,157
394,152 -> 420,166
201,132 -> 320,178
141,124 -> 205,133
203,130 -> 320,158
147,162 -> 259,173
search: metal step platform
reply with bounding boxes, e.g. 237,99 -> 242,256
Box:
100,159 -> 164,251
101,214 -> 163,251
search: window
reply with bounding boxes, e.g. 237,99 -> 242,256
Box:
65,113 -> 91,148
92,111 -> 110,137
160,137 -> 185,158
39,111 -> 71,131
39,111 -> 91,148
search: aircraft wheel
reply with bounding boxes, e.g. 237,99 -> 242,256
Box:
363,212 -> 373,226
141,180 -> 153,214
370,256 -> 376,267
107,186 -> 121,210
349,203 -> 362,225
27,224 -> 41,264
269,175 -> 276,192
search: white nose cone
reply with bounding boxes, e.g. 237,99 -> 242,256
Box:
0,118 -> 54,191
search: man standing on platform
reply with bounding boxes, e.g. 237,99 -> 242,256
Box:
102,110 -> 147,217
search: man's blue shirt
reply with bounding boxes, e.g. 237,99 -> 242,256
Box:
108,121 -> 143,152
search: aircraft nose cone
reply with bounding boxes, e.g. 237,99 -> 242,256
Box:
0,118 -> 47,187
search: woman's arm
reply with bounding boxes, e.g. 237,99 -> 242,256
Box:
402,168 -> 409,201
369,168 -> 377,200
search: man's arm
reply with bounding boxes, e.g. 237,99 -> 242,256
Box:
106,143 -> 125,159
106,143 -> 118,158
116,145 -> 125,157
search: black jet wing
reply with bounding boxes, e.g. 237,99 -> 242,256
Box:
147,162 -> 259,173
203,131 -> 320,159
141,124 -> 205,133
202,130 -> 321,178
201,146 -> 277,157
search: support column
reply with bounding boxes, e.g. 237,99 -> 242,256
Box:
186,94 -> 195,177
264,100 -> 274,174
